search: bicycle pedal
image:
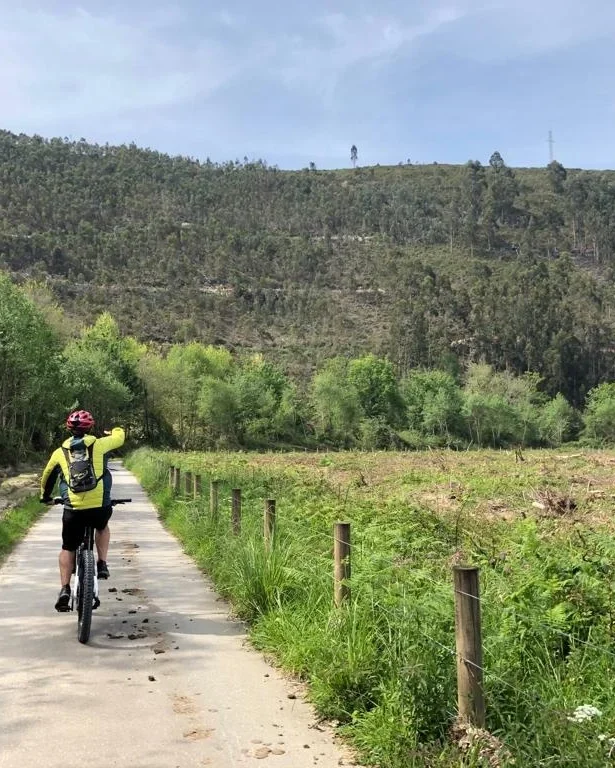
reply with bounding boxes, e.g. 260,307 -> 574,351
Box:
93,598 -> 101,610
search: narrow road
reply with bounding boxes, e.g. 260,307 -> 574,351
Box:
0,464 -> 354,768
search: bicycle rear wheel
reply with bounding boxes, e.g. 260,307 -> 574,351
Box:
77,549 -> 95,644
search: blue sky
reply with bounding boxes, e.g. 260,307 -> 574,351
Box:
1,1 -> 614,170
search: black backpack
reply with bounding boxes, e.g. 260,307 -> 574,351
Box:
62,440 -> 99,493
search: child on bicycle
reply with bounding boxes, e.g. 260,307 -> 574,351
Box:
40,411 -> 125,611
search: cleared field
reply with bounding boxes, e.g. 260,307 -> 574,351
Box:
128,448 -> 615,768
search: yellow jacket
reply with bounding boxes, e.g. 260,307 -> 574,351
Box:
40,427 -> 125,510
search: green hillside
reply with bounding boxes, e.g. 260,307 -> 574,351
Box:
3,130 -> 615,404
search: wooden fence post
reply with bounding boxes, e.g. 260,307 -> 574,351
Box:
334,522 -> 351,606
194,474 -> 202,499
184,470 -> 193,497
453,566 -> 485,728
173,467 -> 181,495
210,480 -> 219,519
232,489 -> 242,535
264,499 -> 276,549
168,466 -> 175,489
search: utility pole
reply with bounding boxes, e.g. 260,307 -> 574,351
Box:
548,130 -> 554,163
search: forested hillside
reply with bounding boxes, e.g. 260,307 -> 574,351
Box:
3,130 -> 615,406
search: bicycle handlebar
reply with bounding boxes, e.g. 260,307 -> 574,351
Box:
50,498 -> 132,506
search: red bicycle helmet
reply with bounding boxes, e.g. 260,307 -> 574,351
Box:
66,410 -> 95,432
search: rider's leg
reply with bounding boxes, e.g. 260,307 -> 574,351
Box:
60,509 -> 82,586
57,510 -> 81,610
94,507 -> 113,579
95,525 -> 110,562
59,550 -> 76,586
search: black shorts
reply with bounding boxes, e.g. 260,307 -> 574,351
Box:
61,507 -> 113,552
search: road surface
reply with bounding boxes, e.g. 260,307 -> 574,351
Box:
0,464 -> 355,768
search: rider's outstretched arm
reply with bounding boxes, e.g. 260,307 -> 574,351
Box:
96,427 -> 125,453
40,450 -> 62,502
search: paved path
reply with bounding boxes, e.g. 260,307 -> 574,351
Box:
0,464 -> 353,768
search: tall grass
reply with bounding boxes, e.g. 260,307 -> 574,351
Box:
127,447 -> 615,767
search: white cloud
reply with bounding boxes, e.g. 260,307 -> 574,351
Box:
273,6 -> 464,102
0,7 -> 245,126
214,9 -> 242,27
320,7 -> 463,62
2,1 -> 609,132
0,0 -> 613,167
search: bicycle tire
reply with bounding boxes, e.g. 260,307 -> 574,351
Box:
77,550 -> 95,644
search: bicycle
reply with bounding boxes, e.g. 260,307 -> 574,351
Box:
53,497 -> 131,643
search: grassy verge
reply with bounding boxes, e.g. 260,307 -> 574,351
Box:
127,447 -> 615,768
0,496 -> 45,565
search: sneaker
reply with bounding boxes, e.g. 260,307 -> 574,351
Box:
55,585 -> 71,612
97,560 -> 110,580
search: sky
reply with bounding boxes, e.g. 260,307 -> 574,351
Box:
1,1 -> 614,170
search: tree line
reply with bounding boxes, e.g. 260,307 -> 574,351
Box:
4,275 -> 615,465
3,131 -> 615,409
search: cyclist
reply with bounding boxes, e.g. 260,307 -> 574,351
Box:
40,410 -> 125,612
